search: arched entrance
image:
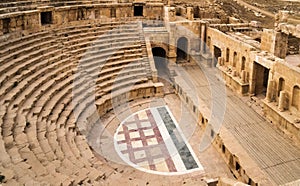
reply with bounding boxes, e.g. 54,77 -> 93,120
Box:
176,37 -> 188,62
213,46 -> 222,67
152,47 -> 169,79
152,47 -> 174,94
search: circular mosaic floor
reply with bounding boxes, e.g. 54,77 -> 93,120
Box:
114,106 -> 204,175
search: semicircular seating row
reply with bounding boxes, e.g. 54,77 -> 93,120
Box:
0,20 -> 153,185
0,0 -> 116,14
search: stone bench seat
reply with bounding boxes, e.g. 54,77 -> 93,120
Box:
80,48 -> 143,71
0,1 -> 34,8
1,55 -> 70,110
36,71 -> 74,122
0,5 -> 36,14
80,44 -> 142,63
56,22 -> 138,40
96,61 -> 144,83
0,132 -> 12,167
90,35 -> 141,48
0,56 -> 71,117
66,35 -> 140,57
88,39 -> 141,52
0,30 -> 50,50
96,66 -> 145,87
60,27 -> 138,44
95,82 -> 155,111
63,36 -> 140,56
0,51 -> 66,99
80,58 -> 143,86
0,39 -> 59,67
98,72 -> 147,94
0,44 -> 60,84
0,34 -> 54,59
0,1 -> 97,15
0,20 -> 153,184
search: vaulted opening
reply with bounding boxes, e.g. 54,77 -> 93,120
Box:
41,12 -> 52,25
176,37 -> 188,62
134,6 -> 143,16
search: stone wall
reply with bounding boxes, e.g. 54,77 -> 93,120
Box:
206,27 -> 254,94
0,3 -> 164,37
260,29 -> 288,59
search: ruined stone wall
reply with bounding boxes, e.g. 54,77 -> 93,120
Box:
172,21 -> 201,56
207,27 -> 253,76
261,29 -> 288,59
0,3 -> 164,37
206,27 -> 254,94
270,62 -> 300,111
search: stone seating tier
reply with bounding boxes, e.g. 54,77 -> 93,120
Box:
0,21 -> 156,184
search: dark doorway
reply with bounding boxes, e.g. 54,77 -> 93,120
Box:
194,6 -> 200,18
41,12 -> 52,25
287,34 -> 300,55
134,6 -> 143,16
110,8 -> 116,18
176,37 -> 188,62
152,47 -> 174,94
77,8 -> 85,20
152,47 -> 168,78
213,46 -> 222,67
2,18 -> 10,34
254,62 -> 269,96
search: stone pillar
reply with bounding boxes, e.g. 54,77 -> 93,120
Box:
232,70 -> 237,77
275,10 -> 289,27
0,19 -> 4,36
241,70 -> 246,83
186,7 -> 194,20
168,7 -> 176,22
168,23 -> 177,58
218,57 -> 223,66
278,90 -> 287,111
266,80 -> 275,102
199,21 -> 208,53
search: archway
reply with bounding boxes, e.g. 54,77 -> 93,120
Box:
253,62 -> 269,96
152,47 -> 169,79
176,37 -> 188,62
213,46 -> 222,67
292,85 -> 300,111
278,77 -> 285,97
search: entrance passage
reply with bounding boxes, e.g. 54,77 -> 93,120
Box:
152,47 -> 169,79
254,62 -> 269,96
134,6 -> 143,16
213,46 -> 222,67
176,37 -> 188,62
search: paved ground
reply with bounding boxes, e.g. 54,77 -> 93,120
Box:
114,106 -> 203,175
234,0 -> 300,23
180,64 -> 300,185
87,92 -> 233,185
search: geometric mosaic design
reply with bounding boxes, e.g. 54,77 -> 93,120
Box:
114,106 -> 204,175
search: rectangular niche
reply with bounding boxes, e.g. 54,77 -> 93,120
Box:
134,5 -> 143,16
2,18 -> 10,34
41,11 -> 52,25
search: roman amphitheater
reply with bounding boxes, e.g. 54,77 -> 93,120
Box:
0,0 -> 299,185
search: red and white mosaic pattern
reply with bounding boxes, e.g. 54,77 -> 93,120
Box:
114,106 -> 203,175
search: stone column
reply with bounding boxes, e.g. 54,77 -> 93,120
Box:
199,21 -> 207,53
218,57 -> 223,66
278,90 -> 287,111
232,70 -> 237,77
168,7 -> 176,22
186,7 -> 194,20
266,80 -> 275,102
241,70 -> 247,83
168,23 -> 177,58
249,61 -> 256,95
